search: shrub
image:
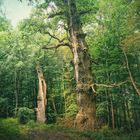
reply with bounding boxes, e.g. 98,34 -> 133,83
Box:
26,120 -> 47,129
100,125 -> 113,137
0,118 -> 21,140
17,107 -> 35,124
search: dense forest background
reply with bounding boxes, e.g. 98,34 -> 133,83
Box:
0,0 -> 140,139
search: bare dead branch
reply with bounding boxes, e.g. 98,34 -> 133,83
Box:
44,31 -> 61,42
79,9 -> 97,16
44,31 -> 67,44
42,42 -> 70,49
95,81 -> 128,88
48,11 -> 64,18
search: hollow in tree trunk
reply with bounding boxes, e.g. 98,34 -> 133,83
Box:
36,65 -> 47,123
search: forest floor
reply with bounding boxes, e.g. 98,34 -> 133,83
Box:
0,118 -> 140,140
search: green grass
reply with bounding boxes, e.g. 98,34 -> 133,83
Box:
0,118 -> 140,140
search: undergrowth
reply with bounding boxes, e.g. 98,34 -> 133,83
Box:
0,118 -> 140,140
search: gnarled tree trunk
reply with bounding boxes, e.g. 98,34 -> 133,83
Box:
65,0 -> 96,130
36,65 -> 47,123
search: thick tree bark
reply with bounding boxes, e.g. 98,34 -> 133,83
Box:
36,65 -> 47,123
65,0 -> 96,129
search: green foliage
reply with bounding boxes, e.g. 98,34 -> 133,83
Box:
0,118 -> 140,140
0,97 -> 8,117
0,118 -> 21,140
80,130 -> 104,140
0,0 -> 140,133
0,16 -> 11,31
17,107 -> 35,124
26,120 -> 48,129
80,127 -> 140,140
87,0 -> 140,130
